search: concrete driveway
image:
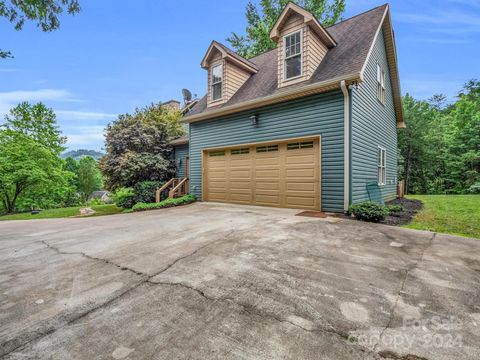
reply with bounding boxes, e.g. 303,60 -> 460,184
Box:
0,203 -> 479,359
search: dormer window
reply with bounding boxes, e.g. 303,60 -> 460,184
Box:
211,63 -> 223,101
284,30 -> 302,80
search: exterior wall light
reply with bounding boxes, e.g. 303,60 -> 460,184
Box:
250,114 -> 258,125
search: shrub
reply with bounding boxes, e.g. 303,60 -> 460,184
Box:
88,198 -> 104,206
132,194 -> 196,212
386,204 -> 404,215
348,201 -> 389,222
468,182 -> 480,194
112,187 -> 136,209
133,181 -> 165,203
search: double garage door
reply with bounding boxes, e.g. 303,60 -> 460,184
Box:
203,137 -> 320,210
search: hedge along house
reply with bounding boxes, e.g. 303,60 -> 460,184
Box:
172,2 -> 404,213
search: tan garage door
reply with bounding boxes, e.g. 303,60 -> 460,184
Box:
204,138 -> 320,210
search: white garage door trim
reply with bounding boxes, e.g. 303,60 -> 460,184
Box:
201,135 -> 321,210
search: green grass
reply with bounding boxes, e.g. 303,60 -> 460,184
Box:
404,195 -> 480,239
0,204 -> 123,221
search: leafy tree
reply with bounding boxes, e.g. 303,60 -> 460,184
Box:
398,94 -> 433,194
0,131 -> 68,213
398,80 -> 480,195
99,103 -> 184,190
227,0 -> 345,58
2,102 -> 66,154
77,156 -> 102,203
1,0 -> 81,59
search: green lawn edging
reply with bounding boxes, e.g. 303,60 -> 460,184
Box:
0,204 -> 122,221
403,195 -> 480,239
132,194 -> 196,212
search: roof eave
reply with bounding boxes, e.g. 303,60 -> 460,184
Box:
183,73 -> 361,123
201,41 -> 258,73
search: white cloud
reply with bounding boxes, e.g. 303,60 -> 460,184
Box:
0,88 -> 74,117
0,89 -> 72,103
64,125 -> 106,148
56,110 -> 117,121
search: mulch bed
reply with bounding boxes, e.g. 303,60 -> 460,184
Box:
380,198 -> 423,226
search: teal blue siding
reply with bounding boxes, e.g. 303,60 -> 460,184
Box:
174,144 -> 189,178
351,29 -> 398,203
189,91 -> 345,212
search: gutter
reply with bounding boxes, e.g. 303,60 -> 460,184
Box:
340,80 -> 350,212
183,73 -> 361,123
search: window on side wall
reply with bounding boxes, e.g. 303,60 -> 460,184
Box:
377,147 -> 386,185
284,30 -> 302,80
376,63 -> 386,105
211,63 -> 223,101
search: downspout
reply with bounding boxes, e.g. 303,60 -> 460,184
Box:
340,80 -> 350,212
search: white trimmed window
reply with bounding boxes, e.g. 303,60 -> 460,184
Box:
284,30 -> 302,79
377,64 -> 386,104
377,147 -> 386,185
211,63 -> 223,101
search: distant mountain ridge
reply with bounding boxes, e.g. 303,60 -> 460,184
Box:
61,149 -> 104,160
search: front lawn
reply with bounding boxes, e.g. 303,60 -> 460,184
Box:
0,204 -> 123,221
403,195 -> 480,239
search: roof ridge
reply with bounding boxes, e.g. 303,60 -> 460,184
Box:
327,3 -> 388,29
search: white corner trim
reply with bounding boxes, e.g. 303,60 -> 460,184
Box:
340,80 -> 350,212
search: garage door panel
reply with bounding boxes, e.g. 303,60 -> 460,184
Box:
230,158 -> 251,167
230,193 -> 252,203
255,157 -> 280,166
286,197 -> 316,208
205,138 -> 320,210
209,192 -> 227,201
230,181 -> 251,190
256,169 -> 280,178
230,170 -> 251,179
286,182 -> 315,191
286,154 -> 315,165
286,169 -> 315,178
255,194 -> 281,205
255,182 -> 280,190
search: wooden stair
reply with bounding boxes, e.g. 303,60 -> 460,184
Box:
155,178 -> 189,202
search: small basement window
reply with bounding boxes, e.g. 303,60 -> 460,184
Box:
209,150 -> 225,157
256,145 -> 278,153
231,148 -> 250,155
377,63 -> 386,105
211,63 -> 223,101
377,147 -> 386,185
284,30 -> 302,80
287,141 -> 314,150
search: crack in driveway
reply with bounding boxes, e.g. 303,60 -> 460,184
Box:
1,230 -> 235,358
7,227 -> 371,358
373,232 -> 437,353
148,279 -> 357,343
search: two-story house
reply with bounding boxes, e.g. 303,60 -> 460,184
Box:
172,2 -> 404,213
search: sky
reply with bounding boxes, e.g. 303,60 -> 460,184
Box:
1,0 -> 479,151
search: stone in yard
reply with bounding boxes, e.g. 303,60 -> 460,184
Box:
79,207 -> 96,216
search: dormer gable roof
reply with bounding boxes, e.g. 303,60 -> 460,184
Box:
269,2 -> 336,48
201,41 -> 258,74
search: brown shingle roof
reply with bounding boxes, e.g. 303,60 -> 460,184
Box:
187,4 -> 388,118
